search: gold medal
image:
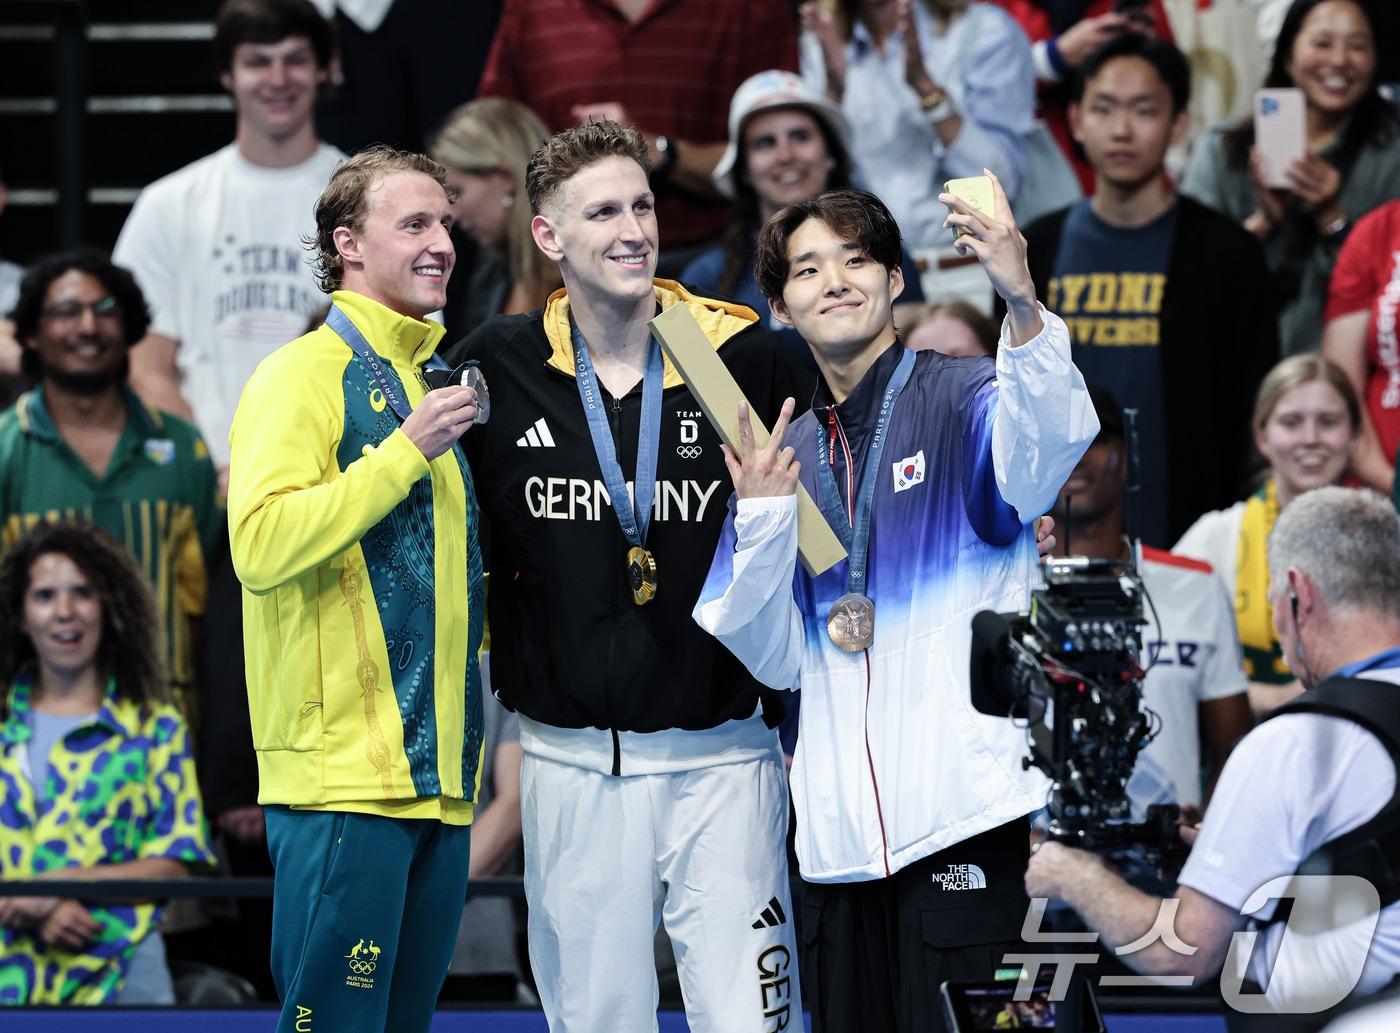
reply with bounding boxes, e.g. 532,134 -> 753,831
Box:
627,546 -> 658,606
827,593 -> 875,652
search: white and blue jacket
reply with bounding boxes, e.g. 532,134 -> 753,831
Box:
695,308 -> 1098,883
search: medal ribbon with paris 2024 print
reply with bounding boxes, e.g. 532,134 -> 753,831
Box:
814,347 -> 916,651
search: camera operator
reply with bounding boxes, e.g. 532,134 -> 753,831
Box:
1048,384 -> 1252,886
1026,486 -> 1400,1029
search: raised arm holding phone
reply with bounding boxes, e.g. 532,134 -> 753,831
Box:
695,179 -> 1097,1033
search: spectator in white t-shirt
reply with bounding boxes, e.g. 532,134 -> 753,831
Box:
1027,486 -> 1400,1026
113,0 -> 345,484
1049,385 -> 1252,854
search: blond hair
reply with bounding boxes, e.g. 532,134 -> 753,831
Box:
1251,354 -> 1361,434
525,120 -> 649,217
432,98 -> 559,306
308,145 -> 454,293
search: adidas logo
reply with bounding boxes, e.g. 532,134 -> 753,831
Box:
515,418 -> 556,448
931,864 -> 987,891
751,896 -> 787,930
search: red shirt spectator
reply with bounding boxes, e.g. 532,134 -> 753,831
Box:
987,0 -> 1173,193
1324,199 -> 1400,493
478,0 -> 798,251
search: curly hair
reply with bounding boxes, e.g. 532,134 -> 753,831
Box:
307,145 -> 455,294
525,120 -> 649,216
0,520 -> 164,720
8,248 -> 152,378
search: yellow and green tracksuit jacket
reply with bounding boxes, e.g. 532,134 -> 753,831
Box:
227,290 -> 484,825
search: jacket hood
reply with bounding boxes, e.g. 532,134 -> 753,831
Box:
541,279 -> 759,389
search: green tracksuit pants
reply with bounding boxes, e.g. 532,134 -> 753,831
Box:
265,807 -> 472,1033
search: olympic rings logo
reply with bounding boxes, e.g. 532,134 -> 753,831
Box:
348,960 -> 377,975
677,445 -> 703,459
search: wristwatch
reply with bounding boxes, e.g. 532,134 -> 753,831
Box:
1322,213 -> 1351,246
919,86 -> 955,125
652,134 -> 677,182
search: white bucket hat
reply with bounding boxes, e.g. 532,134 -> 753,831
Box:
712,69 -> 852,199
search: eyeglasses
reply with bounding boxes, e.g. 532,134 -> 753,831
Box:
42,296 -> 123,323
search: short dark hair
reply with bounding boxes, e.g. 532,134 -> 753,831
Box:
753,188 -> 904,301
213,0 -> 335,73
1071,34 -> 1192,115
0,520 -> 164,721
9,249 -> 152,377
525,120 -> 650,216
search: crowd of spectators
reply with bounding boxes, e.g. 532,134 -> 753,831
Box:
2,0 -> 1400,1014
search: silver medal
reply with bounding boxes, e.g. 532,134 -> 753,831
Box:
463,365 -> 491,424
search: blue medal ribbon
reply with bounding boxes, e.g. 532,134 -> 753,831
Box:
814,347 -> 916,596
325,305 -> 418,422
571,319 -> 664,548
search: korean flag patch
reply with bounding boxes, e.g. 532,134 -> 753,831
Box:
892,450 -> 925,493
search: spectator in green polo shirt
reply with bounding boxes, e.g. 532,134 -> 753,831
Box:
0,250 -> 222,724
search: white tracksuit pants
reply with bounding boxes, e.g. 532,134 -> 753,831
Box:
521,744 -> 799,1033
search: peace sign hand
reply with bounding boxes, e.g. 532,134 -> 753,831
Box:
722,397 -> 801,500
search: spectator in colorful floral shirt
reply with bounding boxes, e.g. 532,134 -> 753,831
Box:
0,520 -> 214,1005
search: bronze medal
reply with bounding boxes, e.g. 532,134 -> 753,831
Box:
827,592 -> 875,652
627,546 -> 658,606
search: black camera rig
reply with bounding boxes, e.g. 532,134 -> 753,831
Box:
970,556 -> 1183,864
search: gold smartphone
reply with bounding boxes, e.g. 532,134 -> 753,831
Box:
944,175 -> 995,238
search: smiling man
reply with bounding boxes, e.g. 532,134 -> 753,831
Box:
1020,33 -> 1276,547
694,185 -> 1096,1033
113,0 -> 344,486
227,147 -> 485,1033
0,250 -> 221,718
444,121 -> 802,1033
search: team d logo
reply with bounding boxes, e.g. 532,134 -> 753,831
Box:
892,450 -> 926,493
344,937 -> 381,990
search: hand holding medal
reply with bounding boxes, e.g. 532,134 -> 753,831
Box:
720,397 -> 801,501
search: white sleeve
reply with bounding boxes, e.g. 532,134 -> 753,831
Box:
991,306 -> 1099,521
693,495 -> 805,691
798,32 -> 830,97
1030,39 -> 1062,84
1197,575 -> 1249,703
1173,508 -> 1238,600
112,183 -> 182,341
938,14 -> 1035,199
1178,719 -> 1310,915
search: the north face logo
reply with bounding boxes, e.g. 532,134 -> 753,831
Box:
931,864 -> 986,891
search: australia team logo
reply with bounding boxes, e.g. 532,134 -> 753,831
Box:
344,937 -> 381,990
892,450 -> 925,493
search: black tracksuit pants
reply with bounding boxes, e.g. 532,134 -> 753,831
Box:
800,818 -> 1031,1033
